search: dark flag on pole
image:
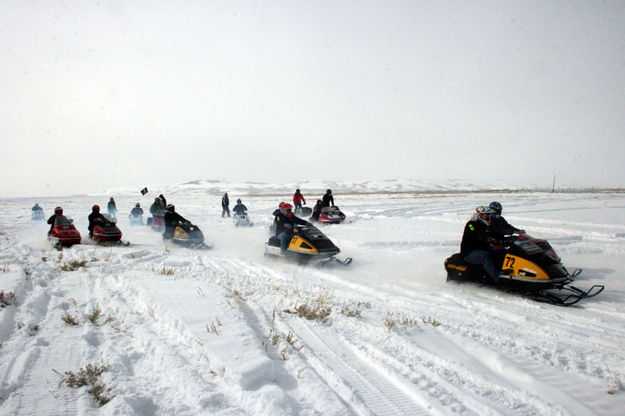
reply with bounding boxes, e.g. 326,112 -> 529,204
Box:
140,187 -> 148,195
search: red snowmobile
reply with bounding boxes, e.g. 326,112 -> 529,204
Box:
49,216 -> 81,248
317,206 -> 346,224
92,214 -> 124,244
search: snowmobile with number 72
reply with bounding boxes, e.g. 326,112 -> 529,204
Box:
444,232 -> 604,306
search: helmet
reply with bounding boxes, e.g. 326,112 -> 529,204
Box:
135,203 -> 140,207
296,189 -> 300,193
166,204 -> 175,212
236,199 -> 241,204
279,202 -> 293,217
475,206 -> 494,225
92,205 -> 100,212
489,201 -> 502,216
326,189 -> 332,194
54,206 -> 63,214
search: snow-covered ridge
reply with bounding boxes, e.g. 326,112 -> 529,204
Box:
91,179 -> 624,198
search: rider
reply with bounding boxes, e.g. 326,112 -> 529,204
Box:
321,189 -> 334,207
130,203 -> 144,218
88,205 -> 107,238
163,204 -> 189,239
107,197 -> 117,218
489,201 -> 525,238
233,198 -> 247,216
311,200 -> 323,222
32,203 -> 43,212
460,206 -> 503,281
292,189 -> 306,212
47,206 -> 66,235
272,202 -> 309,254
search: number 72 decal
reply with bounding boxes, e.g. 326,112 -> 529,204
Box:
504,255 -> 516,269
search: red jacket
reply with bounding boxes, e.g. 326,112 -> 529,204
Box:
293,192 -> 306,205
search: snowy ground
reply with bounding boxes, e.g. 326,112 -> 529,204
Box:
1,188 -> 625,415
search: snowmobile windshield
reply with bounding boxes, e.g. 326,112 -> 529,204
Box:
54,216 -> 72,226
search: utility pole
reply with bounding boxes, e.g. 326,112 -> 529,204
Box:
552,174 -> 556,193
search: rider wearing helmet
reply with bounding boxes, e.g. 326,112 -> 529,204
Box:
460,206 -> 502,281
321,189 -> 334,207
47,206 -> 65,234
233,198 -> 247,215
163,204 -> 189,239
272,202 -> 310,254
489,201 -> 524,237
130,202 -> 144,219
88,205 -> 107,238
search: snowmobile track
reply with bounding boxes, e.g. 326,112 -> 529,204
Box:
286,317 -> 434,416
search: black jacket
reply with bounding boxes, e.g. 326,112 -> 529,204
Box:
491,216 -> 521,238
222,195 -> 229,207
460,220 -> 496,255
164,211 -> 188,228
272,209 -> 308,235
88,212 -> 106,235
233,203 -> 247,215
322,193 -> 334,207
130,207 -> 144,217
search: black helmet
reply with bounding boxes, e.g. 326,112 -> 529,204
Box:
54,206 -> 63,214
489,201 -> 502,216
326,189 -> 332,194
135,203 -> 140,207
92,205 -> 100,212
237,199 -> 241,204
166,204 -> 175,212
296,189 -> 300,193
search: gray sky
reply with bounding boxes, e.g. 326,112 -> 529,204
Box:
2,0 -> 624,197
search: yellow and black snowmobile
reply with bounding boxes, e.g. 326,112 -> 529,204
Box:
264,223 -> 352,266
444,233 -> 603,306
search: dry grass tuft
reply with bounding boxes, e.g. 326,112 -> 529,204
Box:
284,303 -> 331,323
59,258 -> 89,272
62,312 -> 80,326
55,363 -> 113,406
0,291 -> 16,308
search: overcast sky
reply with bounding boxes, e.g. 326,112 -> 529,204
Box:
2,1 -> 624,197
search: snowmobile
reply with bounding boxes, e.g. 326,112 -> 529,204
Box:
48,216 -> 81,249
295,206 -> 313,216
264,223 -> 352,266
31,210 -> 45,221
129,214 -> 144,226
91,214 -> 128,245
165,222 -> 212,249
233,212 -> 253,227
444,233 -> 604,306
150,215 -> 165,231
316,206 -> 346,224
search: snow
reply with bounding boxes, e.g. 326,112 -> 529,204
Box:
1,183 -> 625,415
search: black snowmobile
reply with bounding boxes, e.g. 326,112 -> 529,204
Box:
264,223 -> 352,266
164,222 -> 212,249
444,233 -> 604,306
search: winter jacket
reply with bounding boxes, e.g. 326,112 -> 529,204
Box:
293,192 -> 306,205
88,212 -> 106,236
272,209 -> 309,235
491,216 -> 522,238
130,207 -> 144,217
460,220 -> 497,255
233,203 -> 247,215
222,195 -> 229,207
322,193 -> 334,207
